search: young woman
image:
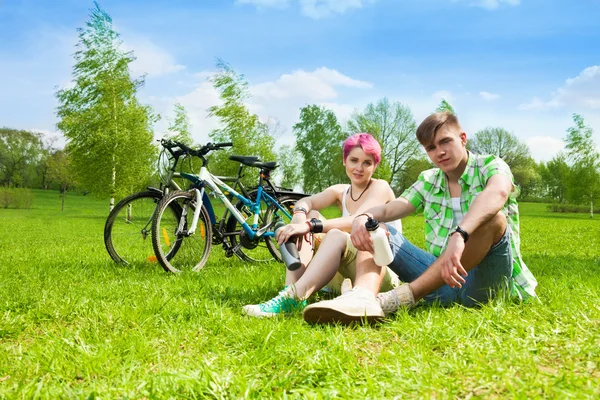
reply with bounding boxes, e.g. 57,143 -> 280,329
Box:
243,133 -> 402,317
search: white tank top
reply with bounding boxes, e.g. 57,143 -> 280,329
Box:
342,185 -> 402,233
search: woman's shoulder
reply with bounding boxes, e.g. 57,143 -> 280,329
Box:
370,178 -> 392,191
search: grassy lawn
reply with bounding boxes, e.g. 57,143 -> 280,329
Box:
1,190 -> 599,398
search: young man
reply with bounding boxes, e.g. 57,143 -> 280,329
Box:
302,112 -> 538,324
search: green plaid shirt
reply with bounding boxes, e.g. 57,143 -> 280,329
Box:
401,152 -> 537,299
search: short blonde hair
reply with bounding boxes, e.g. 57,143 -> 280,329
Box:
416,112 -> 462,146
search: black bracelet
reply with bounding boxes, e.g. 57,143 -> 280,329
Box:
310,218 -> 323,233
353,213 -> 372,220
453,226 -> 469,243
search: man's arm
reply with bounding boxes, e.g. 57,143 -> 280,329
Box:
438,174 -> 512,288
456,174 -> 512,235
350,197 -> 416,252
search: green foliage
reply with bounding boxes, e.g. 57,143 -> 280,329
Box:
294,105 -> 346,193
468,127 -> 531,168
55,2 -> 157,201
0,187 -> 33,208
277,144 -> 303,190
0,127 -> 43,187
208,60 -> 276,184
563,113 -> 600,216
347,98 -> 420,189
435,99 -> 456,115
1,192 -> 599,397
539,153 -> 570,203
547,203 -> 600,214
395,155 -> 432,194
167,102 -> 193,145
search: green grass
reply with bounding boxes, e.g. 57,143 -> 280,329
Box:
1,190 -> 599,398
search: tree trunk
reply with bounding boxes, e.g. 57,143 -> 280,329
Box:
62,188 -> 66,212
591,199 -> 594,219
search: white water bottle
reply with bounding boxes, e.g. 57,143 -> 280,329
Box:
365,217 -> 394,266
274,221 -> 302,271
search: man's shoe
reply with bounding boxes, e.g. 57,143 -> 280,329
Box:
303,286 -> 384,325
376,283 -> 416,315
243,289 -> 307,318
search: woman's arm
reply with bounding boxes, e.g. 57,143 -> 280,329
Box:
320,179 -> 394,233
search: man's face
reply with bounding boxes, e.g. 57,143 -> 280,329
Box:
424,127 -> 468,173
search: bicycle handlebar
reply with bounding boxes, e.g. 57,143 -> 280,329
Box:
160,139 -> 233,158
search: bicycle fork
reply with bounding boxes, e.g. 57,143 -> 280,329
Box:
178,188 -> 204,237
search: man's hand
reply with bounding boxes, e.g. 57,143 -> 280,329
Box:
350,214 -> 373,252
439,233 -> 468,288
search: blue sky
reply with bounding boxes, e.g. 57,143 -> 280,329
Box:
1,0 -> 599,161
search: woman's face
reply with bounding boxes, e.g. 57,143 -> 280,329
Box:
344,146 -> 377,185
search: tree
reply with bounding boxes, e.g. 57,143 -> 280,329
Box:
0,128 -> 43,187
436,99 -> 456,115
468,127 -> 531,168
208,60 -> 276,185
47,150 -> 76,211
167,102 -> 193,145
277,145 -> 303,190
346,98 -> 420,191
540,153 -> 570,203
55,2 -> 157,210
564,113 -> 600,217
512,158 -> 543,199
294,105 -> 346,193
396,156 -> 432,194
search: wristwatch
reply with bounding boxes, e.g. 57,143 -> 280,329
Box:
453,226 -> 469,243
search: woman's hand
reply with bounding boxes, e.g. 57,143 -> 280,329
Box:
276,222 -> 311,247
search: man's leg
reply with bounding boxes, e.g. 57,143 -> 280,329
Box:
408,211 -> 507,300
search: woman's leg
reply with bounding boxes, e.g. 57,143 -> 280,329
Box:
286,229 -> 349,300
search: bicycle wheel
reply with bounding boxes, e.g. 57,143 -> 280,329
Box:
226,194 -> 301,263
152,190 -> 212,273
104,190 -> 182,265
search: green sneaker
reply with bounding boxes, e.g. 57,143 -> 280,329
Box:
243,289 -> 307,318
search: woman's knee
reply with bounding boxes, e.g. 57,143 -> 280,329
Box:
321,229 -> 348,247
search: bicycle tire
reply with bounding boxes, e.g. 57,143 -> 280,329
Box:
104,190 -> 183,265
225,194 -> 301,263
151,190 -> 212,273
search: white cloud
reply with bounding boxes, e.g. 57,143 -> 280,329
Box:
300,0 -> 376,19
432,90 -> 454,102
236,0 -> 376,18
519,65 -> 600,111
250,67 -> 372,100
455,0 -> 520,10
525,136 -> 565,162
125,38 -> 185,78
479,91 -> 500,101
320,102 -> 358,122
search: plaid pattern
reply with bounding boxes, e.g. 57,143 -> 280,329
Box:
401,152 -> 537,299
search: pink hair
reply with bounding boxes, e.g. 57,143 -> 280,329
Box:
343,133 -> 382,166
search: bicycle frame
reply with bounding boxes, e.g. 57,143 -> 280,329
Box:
179,166 -> 293,240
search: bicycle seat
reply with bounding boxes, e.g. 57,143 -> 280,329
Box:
229,155 -> 260,166
252,161 -> 278,170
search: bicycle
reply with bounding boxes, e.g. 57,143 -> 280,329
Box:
150,141 -> 306,273
103,139 -> 194,265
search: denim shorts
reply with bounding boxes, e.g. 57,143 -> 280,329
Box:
386,223 -> 513,307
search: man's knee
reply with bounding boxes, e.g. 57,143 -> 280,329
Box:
475,211 -> 507,243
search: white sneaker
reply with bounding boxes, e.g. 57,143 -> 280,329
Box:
376,283 -> 415,315
303,286 -> 384,325
340,278 -> 353,294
